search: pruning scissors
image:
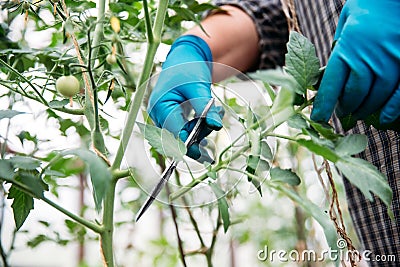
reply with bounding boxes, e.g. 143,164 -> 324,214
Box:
135,98 -> 215,222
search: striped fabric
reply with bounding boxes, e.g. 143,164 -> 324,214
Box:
212,0 -> 399,265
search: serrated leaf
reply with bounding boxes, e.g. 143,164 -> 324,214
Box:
61,149 -> 111,212
7,185 -> 34,230
17,172 -> 48,198
270,167 -> 301,186
276,185 -> 339,254
335,134 -> 367,157
48,99 -> 69,108
335,156 -> 393,218
17,131 -> 37,144
209,183 -> 230,233
0,110 -> 25,120
288,113 -> 308,129
137,122 -> 186,161
284,31 -> 320,93
309,121 -> 341,140
9,156 -> 41,170
297,139 -> 339,163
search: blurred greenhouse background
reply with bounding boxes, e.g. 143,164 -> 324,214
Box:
0,1 -> 362,266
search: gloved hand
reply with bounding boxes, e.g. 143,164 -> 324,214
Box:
311,0 -> 400,125
148,35 -> 224,162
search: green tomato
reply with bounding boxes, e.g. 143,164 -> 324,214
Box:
22,1 -> 30,11
56,75 -> 80,98
106,54 -> 117,65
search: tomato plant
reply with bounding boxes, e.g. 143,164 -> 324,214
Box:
0,1 -> 393,267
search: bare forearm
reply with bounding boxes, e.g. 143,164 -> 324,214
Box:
184,5 -> 259,82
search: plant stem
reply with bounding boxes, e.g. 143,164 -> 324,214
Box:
206,212 -> 222,267
0,58 -> 48,105
42,197 -> 102,233
91,0 -> 106,64
100,179 -> 117,267
142,0 -> 153,43
4,178 -> 102,233
0,185 -> 10,267
111,168 -> 132,181
166,183 -> 187,267
169,164 -> 225,201
111,0 -> 169,170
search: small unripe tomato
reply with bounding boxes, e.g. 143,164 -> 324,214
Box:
106,54 -> 117,65
56,75 -> 80,98
22,1 -> 30,11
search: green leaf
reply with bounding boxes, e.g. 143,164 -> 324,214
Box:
309,121 -> 341,140
260,140 -> 273,160
27,234 -> 50,248
17,131 -> 37,145
270,86 -> 295,126
251,68 -> 298,93
61,149 -> 112,211
284,31 -> 320,93
209,183 -> 230,233
276,185 -> 339,254
270,167 -> 301,186
335,156 -> 393,218
250,177 -> 263,197
206,170 -> 217,180
9,156 -> 41,170
48,99 -> 70,108
246,156 -> 270,175
287,113 -> 308,129
0,110 -> 24,120
16,172 -> 48,198
0,160 -> 15,181
7,185 -> 34,230
297,139 -> 339,163
137,122 -> 187,161
335,134 -> 367,157
262,81 -> 276,102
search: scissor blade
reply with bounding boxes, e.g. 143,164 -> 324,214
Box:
135,161 -> 177,222
136,98 -> 215,222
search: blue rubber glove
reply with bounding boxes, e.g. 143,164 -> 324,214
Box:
148,35 -> 224,162
311,0 -> 400,124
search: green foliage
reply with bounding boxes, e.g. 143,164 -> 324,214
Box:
0,2 -> 393,266
137,122 -> 187,161
336,157 -> 393,218
0,110 -> 25,120
7,185 -> 34,230
209,182 -> 230,233
60,149 -> 112,211
284,31 -> 321,93
270,167 -> 301,186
